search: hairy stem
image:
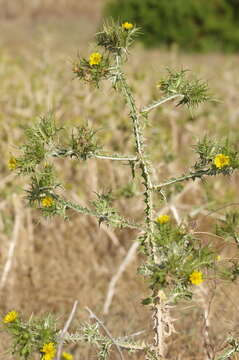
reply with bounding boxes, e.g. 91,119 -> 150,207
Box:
115,55 -> 167,357
152,168 -> 212,190
57,197 -> 143,230
50,149 -> 137,162
141,94 -> 184,114
94,154 -> 137,161
116,59 -> 153,232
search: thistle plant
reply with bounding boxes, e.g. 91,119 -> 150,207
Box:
2,311 -> 57,359
5,19 -> 239,359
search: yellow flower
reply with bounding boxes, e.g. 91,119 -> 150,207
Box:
189,271 -> 203,285
41,342 -> 56,360
8,157 -> 17,170
41,196 -> 54,208
62,352 -> 73,360
3,310 -> 18,324
89,52 -> 102,66
44,163 -> 51,169
216,255 -> 221,262
156,214 -> 170,224
122,22 -> 134,30
214,153 -> 230,169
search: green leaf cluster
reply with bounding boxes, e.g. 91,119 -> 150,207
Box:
194,136 -> 238,173
139,222 -> 215,300
92,192 -> 125,227
216,211 -> 239,246
16,115 -> 60,174
10,115 -> 103,217
2,314 -> 57,360
158,69 -> 210,108
73,20 -> 140,87
73,56 -> 111,87
96,19 -> 140,55
70,125 -> 102,160
65,321 -> 144,359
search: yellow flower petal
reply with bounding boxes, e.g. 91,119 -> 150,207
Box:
62,352 -> 73,360
8,157 -> 17,170
189,271 -> 203,285
41,196 -> 54,208
3,310 -> 18,324
214,154 -> 230,169
41,342 -> 56,360
122,22 -> 134,30
89,52 -> 102,66
156,214 -> 170,224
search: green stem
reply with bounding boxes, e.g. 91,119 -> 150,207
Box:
116,58 -> 153,233
114,54 -> 168,357
50,149 -> 137,162
152,168 -> 212,190
57,197 -> 144,230
94,154 -> 138,162
141,94 -> 184,114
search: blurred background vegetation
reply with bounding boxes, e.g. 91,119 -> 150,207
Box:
1,1 -> 239,360
105,0 -> 239,52
1,0 -> 239,52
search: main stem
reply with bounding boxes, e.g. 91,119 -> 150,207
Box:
115,55 -> 166,357
116,56 -> 153,232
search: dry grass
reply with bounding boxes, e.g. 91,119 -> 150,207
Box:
1,13 -> 239,360
0,0 -> 104,20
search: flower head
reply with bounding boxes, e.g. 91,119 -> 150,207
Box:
89,52 -> 102,66
3,310 -> 18,324
41,196 -> 54,208
44,163 -> 52,169
214,153 -> 230,169
41,342 -> 56,360
62,352 -> 73,360
189,271 -> 203,285
8,157 -> 17,170
216,255 -> 221,262
122,22 -> 134,30
156,214 -> 170,225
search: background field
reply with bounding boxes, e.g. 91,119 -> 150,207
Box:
1,2 -> 239,359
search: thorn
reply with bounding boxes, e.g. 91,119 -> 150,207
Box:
98,216 -> 108,227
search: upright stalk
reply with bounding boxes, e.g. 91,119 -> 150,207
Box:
115,55 -> 153,232
115,54 -> 167,357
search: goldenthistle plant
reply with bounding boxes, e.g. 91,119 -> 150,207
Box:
5,19 -> 239,359
2,311 -> 57,359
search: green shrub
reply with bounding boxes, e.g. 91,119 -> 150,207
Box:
104,0 -> 239,52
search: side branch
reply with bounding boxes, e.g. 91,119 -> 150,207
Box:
94,154 -> 138,162
141,94 -> 184,114
152,168 -> 212,190
51,149 -> 137,162
57,197 -> 144,230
